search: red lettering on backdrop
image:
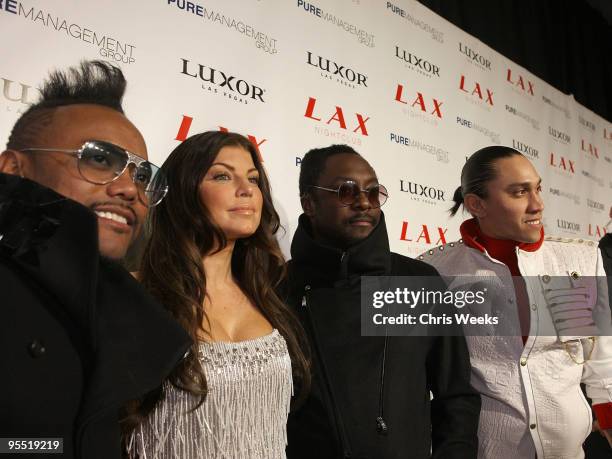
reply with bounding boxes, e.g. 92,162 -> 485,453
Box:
550,152 -> 575,173
175,115 -> 193,141
395,84 -> 408,104
459,75 -> 493,105
507,68 -> 535,95
400,222 -> 447,245
304,97 -> 370,135
219,126 -> 266,162
174,116 -> 265,161
326,107 -> 347,129
304,97 -> 322,121
588,224 -> 607,238
394,84 -> 443,118
581,140 -> 599,158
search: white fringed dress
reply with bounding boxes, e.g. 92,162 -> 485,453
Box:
130,329 -> 293,459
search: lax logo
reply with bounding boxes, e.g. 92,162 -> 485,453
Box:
459,75 -> 493,106
174,115 -> 266,161
506,68 -> 535,96
580,140 -> 599,159
304,97 -> 370,136
588,224 -> 607,238
394,84 -> 443,118
549,152 -> 575,174
399,222 -> 448,245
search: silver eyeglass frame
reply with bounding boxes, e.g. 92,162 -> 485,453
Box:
20,140 -> 168,207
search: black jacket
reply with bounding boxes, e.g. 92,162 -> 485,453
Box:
0,173 -> 191,458
601,233 -> 612,275
284,214 -> 480,459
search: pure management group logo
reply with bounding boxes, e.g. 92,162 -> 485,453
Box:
3,1 -> 136,64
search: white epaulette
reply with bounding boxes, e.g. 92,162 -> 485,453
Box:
544,235 -> 597,247
418,239 -> 464,260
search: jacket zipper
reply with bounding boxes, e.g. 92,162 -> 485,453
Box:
301,285 -> 353,458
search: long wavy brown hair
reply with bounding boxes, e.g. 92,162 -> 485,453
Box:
122,131 -> 310,433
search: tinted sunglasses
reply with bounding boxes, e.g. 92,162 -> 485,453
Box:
310,180 -> 388,208
20,140 -> 168,207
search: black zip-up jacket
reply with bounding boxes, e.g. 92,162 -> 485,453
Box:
0,173 -> 191,458
601,233 -> 612,275
284,213 -> 480,459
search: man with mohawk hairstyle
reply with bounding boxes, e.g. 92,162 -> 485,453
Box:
0,61 -> 190,458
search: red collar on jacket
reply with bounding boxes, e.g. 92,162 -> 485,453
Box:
459,218 -> 544,275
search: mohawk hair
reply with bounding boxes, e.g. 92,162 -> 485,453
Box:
6,60 -> 127,150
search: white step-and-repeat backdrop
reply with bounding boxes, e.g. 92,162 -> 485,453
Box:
1,0 -> 611,258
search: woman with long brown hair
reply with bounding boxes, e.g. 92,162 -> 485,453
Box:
126,131 -> 310,458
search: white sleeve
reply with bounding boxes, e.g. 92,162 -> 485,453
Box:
582,248 -> 612,405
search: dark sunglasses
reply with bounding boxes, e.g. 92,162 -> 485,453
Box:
20,140 -> 168,207
310,180 -> 388,208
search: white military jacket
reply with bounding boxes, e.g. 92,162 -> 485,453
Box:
420,235 -> 612,459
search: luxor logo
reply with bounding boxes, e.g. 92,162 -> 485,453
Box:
557,219 -> 581,232
395,46 -> 440,77
548,126 -> 571,143
1,77 -> 38,104
458,43 -> 491,69
399,181 -> 445,201
512,139 -> 539,159
180,58 -> 266,102
307,51 -> 367,87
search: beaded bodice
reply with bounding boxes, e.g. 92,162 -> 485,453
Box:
130,329 -> 292,458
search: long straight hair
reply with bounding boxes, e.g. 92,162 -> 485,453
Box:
124,131 -> 310,431
450,146 -> 524,216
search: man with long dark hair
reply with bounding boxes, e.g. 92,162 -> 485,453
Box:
421,146 -> 612,458
0,61 -> 190,458
284,144 -> 480,458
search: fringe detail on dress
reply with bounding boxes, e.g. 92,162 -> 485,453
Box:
128,329 -> 293,459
